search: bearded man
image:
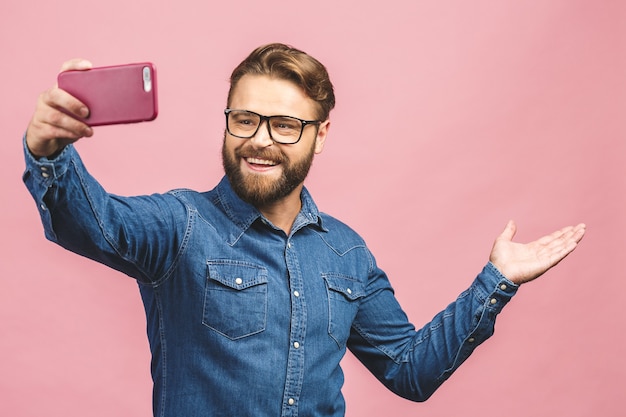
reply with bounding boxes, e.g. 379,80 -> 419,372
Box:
23,43 -> 585,417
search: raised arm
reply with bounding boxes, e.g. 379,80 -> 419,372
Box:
348,220 -> 586,401
25,59 -> 93,158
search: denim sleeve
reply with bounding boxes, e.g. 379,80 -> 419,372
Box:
22,139 -> 189,284
347,256 -> 518,402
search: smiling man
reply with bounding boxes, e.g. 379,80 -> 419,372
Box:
222,74 -> 329,230
23,43 -> 585,417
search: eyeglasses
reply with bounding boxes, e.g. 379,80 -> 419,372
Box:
225,109 -> 322,144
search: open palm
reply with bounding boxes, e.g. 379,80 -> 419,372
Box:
489,220 -> 586,285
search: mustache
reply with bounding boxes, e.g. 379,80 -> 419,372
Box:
234,144 -> 287,164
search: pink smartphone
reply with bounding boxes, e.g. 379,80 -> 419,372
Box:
57,62 -> 158,126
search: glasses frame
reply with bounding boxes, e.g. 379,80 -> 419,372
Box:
224,109 -> 322,144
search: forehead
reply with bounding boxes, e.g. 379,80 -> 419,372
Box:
229,74 -> 318,119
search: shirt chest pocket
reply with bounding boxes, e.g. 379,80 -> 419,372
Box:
322,273 -> 365,348
203,260 -> 268,340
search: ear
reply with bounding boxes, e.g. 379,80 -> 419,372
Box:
314,120 -> 330,154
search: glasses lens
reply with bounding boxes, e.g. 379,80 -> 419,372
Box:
268,116 -> 303,144
228,110 -> 260,137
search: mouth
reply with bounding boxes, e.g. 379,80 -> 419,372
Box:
245,157 -> 278,167
234,144 -> 285,173
242,155 -> 283,173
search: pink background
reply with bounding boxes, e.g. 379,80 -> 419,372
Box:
1,1 -> 624,416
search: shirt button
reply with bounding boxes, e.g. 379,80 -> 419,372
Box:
500,284 -> 508,291
293,342 -> 300,349
293,291 -> 300,297
490,298 -> 497,305
235,278 -> 243,285
288,398 -> 295,406
346,288 -> 352,295
287,242 -> 292,249
468,337 -> 476,343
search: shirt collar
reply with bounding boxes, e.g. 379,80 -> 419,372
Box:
214,177 -> 327,241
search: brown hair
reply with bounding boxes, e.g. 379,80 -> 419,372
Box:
228,43 -> 336,121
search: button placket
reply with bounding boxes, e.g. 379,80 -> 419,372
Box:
281,236 -> 306,415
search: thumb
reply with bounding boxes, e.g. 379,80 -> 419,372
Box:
499,220 -> 517,242
59,58 -> 93,73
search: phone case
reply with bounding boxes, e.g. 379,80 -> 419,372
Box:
57,62 -> 158,126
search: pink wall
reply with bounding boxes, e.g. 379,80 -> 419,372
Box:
1,1 -> 624,416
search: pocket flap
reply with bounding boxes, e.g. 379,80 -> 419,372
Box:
323,273 -> 365,301
207,260 -> 268,290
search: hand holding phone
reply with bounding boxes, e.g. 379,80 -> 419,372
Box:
57,62 -> 158,126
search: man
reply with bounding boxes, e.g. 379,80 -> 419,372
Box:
23,43 -> 585,417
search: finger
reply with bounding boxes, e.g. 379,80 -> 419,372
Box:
537,223 -> 586,247
546,238 -> 580,267
563,223 -> 586,245
45,110 -> 93,138
42,87 -> 89,119
555,224 -> 586,251
30,108 -> 92,141
498,220 -> 517,242
535,225 -> 576,246
572,223 -> 587,243
32,90 -> 92,139
540,225 -> 586,264
26,108 -> 92,157
59,58 -> 93,73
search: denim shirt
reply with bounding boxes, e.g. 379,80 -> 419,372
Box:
23,141 -> 518,417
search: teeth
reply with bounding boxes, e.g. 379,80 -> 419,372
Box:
247,157 -> 277,166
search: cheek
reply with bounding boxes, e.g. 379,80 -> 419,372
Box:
223,136 -> 241,154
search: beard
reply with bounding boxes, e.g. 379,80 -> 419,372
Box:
222,135 -> 316,207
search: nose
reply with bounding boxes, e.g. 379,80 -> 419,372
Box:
248,119 -> 274,149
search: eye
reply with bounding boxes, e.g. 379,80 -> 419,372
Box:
271,117 -> 301,131
231,112 -> 259,128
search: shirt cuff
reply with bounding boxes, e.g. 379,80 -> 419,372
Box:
23,135 -> 73,188
473,262 -> 519,313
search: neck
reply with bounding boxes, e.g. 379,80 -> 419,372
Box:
257,185 -> 303,235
